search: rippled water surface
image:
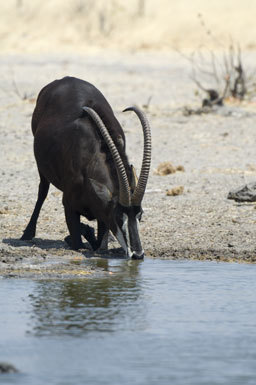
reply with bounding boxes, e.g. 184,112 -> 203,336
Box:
1,258 -> 256,385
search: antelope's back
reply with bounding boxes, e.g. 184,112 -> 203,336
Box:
31,77 -> 127,193
32,76 -> 121,134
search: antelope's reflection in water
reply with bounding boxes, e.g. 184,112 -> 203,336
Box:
28,259 -> 146,336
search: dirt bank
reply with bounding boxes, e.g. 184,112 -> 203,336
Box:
1,51 -> 256,278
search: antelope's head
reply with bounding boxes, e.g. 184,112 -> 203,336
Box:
83,106 -> 151,259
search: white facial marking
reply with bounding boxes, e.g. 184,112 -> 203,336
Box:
115,226 -> 132,257
121,213 -> 131,251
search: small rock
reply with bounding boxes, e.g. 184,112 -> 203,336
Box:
0,362 -> 18,373
228,182 -> 256,202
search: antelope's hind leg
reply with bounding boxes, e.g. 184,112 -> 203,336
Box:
21,172 -> 50,240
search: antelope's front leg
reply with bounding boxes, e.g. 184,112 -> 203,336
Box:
81,221 -> 109,252
64,204 -> 84,250
95,221 -> 109,252
80,223 -> 97,250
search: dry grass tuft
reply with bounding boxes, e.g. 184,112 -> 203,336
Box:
166,186 -> 184,196
154,162 -> 185,176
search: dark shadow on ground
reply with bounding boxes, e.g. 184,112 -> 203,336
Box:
3,237 -> 69,250
2,238 -> 127,259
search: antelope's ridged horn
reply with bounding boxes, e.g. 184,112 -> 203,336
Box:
83,107 -> 131,207
123,106 -> 151,206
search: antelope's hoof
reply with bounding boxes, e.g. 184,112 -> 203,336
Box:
20,232 -> 34,241
64,236 -> 84,251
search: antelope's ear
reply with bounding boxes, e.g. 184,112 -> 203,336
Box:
130,164 -> 138,192
89,179 -> 112,205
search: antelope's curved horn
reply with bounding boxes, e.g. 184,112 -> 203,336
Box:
123,106 -> 151,206
83,107 -> 131,207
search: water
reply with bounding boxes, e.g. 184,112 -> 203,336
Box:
1,258 -> 256,385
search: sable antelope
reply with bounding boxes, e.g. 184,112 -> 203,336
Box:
21,76 -> 151,259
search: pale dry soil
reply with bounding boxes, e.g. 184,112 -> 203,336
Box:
1,51 -> 256,277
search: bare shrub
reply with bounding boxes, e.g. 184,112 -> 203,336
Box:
179,13 -> 256,108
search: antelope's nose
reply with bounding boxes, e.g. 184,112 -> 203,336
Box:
131,250 -> 144,260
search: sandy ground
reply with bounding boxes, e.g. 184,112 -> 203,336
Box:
1,0 -> 256,53
1,50 -> 256,278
